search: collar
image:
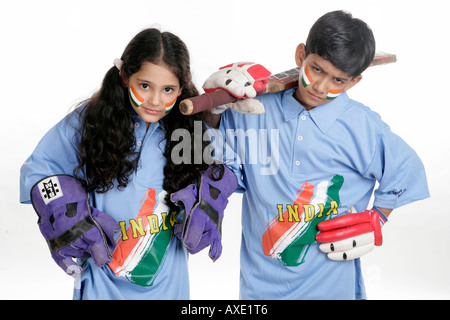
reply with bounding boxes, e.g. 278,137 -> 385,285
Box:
282,89 -> 350,134
127,106 -> 162,134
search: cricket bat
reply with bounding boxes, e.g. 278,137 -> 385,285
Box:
180,52 -> 397,115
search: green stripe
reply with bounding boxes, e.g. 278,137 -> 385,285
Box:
278,175 -> 344,266
127,212 -> 175,287
129,90 -> 141,108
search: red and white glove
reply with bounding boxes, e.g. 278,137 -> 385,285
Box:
315,207 -> 388,261
202,62 -> 271,114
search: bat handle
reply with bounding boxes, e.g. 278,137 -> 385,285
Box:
180,90 -> 238,115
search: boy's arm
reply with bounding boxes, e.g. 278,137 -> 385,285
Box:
202,111 -> 222,129
376,207 -> 393,218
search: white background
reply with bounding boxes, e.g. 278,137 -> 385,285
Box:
1,0 -> 449,300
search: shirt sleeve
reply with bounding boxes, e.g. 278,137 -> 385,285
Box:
19,110 -> 83,204
217,110 -> 246,193
364,126 -> 430,209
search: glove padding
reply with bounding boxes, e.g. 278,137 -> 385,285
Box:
203,62 -> 271,115
31,175 -> 120,277
170,165 -> 238,261
315,207 -> 388,261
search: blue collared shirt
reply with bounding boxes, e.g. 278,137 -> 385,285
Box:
20,105 -> 189,299
220,88 -> 429,299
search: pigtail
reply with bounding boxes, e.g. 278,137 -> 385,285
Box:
74,66 -> 139,193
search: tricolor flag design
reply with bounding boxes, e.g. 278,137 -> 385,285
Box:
108,188 -> 174,287
301,65 -> 314,88
129,86 -> 144,108
326,89 -> 344,100
262,175 -> 344,266
165,97 -> 177,114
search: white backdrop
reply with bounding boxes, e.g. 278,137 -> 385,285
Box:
1,0 -> 448,300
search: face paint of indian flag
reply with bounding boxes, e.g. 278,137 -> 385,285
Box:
326,88 -> 344,100
301,65 -> 313,88
129,86 -> 144,108
164,97 -> 177,114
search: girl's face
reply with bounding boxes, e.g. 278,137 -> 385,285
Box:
127,62 -> 182,127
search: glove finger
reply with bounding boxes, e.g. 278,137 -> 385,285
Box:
209,239 -> 222,262
82,229 -> 114,267
318,232 -> 374,253
210,104 -> 230,114
316,222 -> 373,243
173,223 -> 183,240
170,185 -> 198,218
183,209 -> 207,249
53,252 -> 82,278
326,243 -> 374,261
231,99 -> 265,115
91,211 -> 120,253
318,212 -> 371,231
91,209 -> 120,238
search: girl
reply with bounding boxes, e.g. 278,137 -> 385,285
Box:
20,28 -> 211,299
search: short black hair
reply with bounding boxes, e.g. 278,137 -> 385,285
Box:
305,10 -> 376,78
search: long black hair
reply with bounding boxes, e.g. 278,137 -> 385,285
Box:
74,28 -> 209,195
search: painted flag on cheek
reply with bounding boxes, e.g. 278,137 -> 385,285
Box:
165,97 -> 177,114
129,86 -> 144,108
326,89 -> 344,100
301,65 -> 314,88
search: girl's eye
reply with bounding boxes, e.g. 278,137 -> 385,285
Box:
164,87 -> 174,93
140,83 -> 149,89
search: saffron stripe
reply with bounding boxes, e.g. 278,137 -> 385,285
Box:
301,65 -> 313,88
165,97 -> 177,114
129,86 -> 144,107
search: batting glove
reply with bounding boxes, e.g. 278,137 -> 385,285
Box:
315,207 -> 388,261
31,175 -> 120,277
203,62 -> 271,114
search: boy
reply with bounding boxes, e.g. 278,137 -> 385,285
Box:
200,10 -> 429,299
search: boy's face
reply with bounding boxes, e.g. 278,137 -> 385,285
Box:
294,44 -> 361,110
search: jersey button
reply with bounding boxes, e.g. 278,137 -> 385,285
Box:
295,160 -> 301,166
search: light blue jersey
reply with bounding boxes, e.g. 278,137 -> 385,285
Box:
20,105 -> 189,300
220,88 -> 429,299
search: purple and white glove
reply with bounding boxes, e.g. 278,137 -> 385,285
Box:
30,175 -> 120,277
170,165 -> 238,261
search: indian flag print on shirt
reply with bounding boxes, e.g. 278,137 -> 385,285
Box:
129,85 -> 144,108
108,188 -> 178,287
262,175 -> 344,266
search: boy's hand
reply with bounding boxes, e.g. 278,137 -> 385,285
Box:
315,207 -> 388,261
202,62 -> 271,115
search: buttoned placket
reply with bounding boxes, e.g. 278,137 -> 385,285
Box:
293,111 -> 309,172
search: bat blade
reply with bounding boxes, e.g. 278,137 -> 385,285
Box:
180,52 -> 397,115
